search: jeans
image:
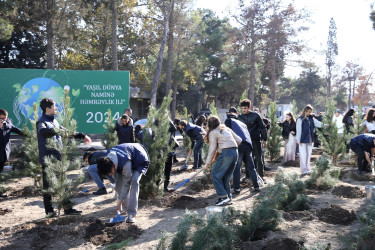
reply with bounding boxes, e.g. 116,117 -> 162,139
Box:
350,143 -> 368,171
88,164 -> 116,189
193,138 -> 204,169
211,148 -> 238,198
252,140 -> 264,177
233,143 -> 259,190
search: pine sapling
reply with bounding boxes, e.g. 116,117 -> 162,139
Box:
140,92 -> 173,198
266,101 -> 282,162
43,90 -> 84,217
101,109 -> 119,149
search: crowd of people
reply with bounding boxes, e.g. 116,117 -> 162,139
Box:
2,98 -> 375,222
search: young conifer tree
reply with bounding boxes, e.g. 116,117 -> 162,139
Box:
140,92 -> 173,198
23,102 -> 42,187
353,102 -> 365,135
44,90 -> 84,217
101,109 -> 118,149
316,101 -> 347,165
266,102 -> 282,162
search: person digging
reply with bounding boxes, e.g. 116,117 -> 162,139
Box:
97,143 -> 149,223
350,133 -> 375,175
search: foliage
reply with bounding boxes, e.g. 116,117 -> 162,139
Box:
292,100 -> 298,117
316,100 -> 347,165
303,242 -> 331,250
305,155 -> 340,190
140,92 -> 173,199
266,102 -> 282,162
264,167 -> 311,212
0,184 -> 10,194
101,109 -> 119,150
104,238 -> 132,250
43,90 -> 84,217
22,102 -> 42,187
353,102 -> 365,136
348,201 -> 375,250
209,101 -> 218,116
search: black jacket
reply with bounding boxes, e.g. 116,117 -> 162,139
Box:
238,112 -> 267,142
0,119 -> 23,163
115,119 -> 135,144
278,120 -> 296,139
87,151 -> 107,165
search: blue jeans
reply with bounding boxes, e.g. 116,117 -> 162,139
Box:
233,143 -> 259,190
88,164 -> 116,189
193,138 -> 204,169
211,148 -> 238,198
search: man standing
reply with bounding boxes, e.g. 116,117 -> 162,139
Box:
97,143 -> 149,223
115,114 -> 135,144
178,120 -> 206,170
238,99 -> 268,183
225,107 -> 259,193
37,98 -> 91,216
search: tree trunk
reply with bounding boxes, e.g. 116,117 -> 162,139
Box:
46,0 -> 55,69
327,66 -> 332,98
150,0 -> 174,107
270,52 -> 277,101
165,0 -> 174,97
111,0 -> 118,71
171,78 -> 178,120
248,31 -> 256,102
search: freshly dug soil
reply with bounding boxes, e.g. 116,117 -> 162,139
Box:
316,205 -> 356,225
10,186 -> 41,197
0,208 -> 12,215
339,169 -> 374,182
169,195 -> 208,209
240,237 -> 303,250
282,210 -> 315,221
85,219 -> 143,246
189,181 -> 213,192
283,160 -> 299,167
332,185 -> 365,199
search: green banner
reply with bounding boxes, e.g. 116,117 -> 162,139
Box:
0,68 -> 129,134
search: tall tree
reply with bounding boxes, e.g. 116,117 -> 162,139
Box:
45,0 -> 56,69
343,61 -> 362,109
111,0 -> 118,71
165,0 -> 175,97
326,18 -> 338,98
352,73 -> 373,107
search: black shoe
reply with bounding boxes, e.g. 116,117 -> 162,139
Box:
264,166 -> 272,171
64,208 -> 82,215
230,188 -> 241,194
215,197 -> 230,206
164,187 -> 173,192
0,194 -> 7,198
364,168 -> 372,173
93,187 -> 107,195
254,187 -> 260,192
357,170 -> 363,175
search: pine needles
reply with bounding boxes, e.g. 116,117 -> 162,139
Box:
305,155 -> 340,190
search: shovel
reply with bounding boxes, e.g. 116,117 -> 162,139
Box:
109,210 -> 126,224
179,151 -> 192,171
173,167 -> 205,191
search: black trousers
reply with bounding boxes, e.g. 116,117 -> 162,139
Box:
164,153 -> 174,189
252,140 -> 264,177
350,144 -> 368,171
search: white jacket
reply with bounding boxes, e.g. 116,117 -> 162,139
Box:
332,114 -> 344,134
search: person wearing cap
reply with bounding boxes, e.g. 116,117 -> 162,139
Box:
238,99 -> 268,183
332,110 -> 344,135
225,107 -> 260,194
350,133 -> 375,175
97,143 -> 149,223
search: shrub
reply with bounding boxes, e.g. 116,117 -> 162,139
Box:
266,102 -> 282,162
101,109 -> 118,150
305,155 -> 340,190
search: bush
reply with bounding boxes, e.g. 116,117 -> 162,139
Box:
305,155 -> 340,190
0,184 -> 10,194
101,109 -> 118,150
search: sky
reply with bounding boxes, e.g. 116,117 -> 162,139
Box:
193,0 -> 375,79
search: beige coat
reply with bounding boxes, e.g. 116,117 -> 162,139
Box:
205,125 -> 242,164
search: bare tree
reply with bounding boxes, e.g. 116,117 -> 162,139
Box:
326,18 -> 338,98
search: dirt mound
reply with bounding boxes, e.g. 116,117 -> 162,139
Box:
189,181 -> 213,192
316,205 -> 356,225
339,169 -> 374,182
169,195 -> 208,209
283,160 -> 299,167
10,186 -> 41,197
282,210 -> 314,221
85,219 -> 143,246
0,208 -> 12,215
332,185 -> 365,199
240,237 -> 303,250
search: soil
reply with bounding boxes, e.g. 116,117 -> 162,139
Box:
282,210 -> 315,221
85,219 -> 143,246
10,186 -> 41,197
0,208 -> 12,215
316,205 -> 357,225
339,169 -> 375,182
241,236 -> 303,250
283,160 -> 299,167
332,185 -> 365,199
168,195 -> 208,209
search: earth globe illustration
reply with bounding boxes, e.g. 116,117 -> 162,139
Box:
17,77 -> 64,121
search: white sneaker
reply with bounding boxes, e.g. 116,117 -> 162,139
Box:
126,214 -> 136,223
215,197 -> 230,206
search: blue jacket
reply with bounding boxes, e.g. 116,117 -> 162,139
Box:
184,123 -> 205,149
350,134 -> 375,153
115,120 -> 135,144
37,114 -> 63,164
107,143 -> 149,175
299,116 -> 315,143
87,151 -> 107,165
0,118 -> 23,163
225,117 -> 252,146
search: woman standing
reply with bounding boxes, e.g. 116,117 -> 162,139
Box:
342,108 -> 355,134
278,112 -> 297,163
201,116 -> 242,206
362,109 -> 375,133
296,105 -> 322,176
